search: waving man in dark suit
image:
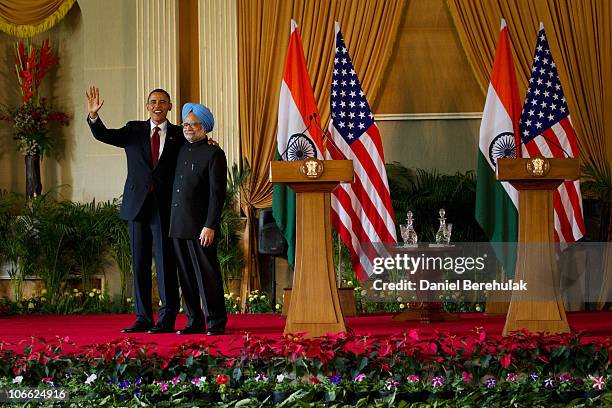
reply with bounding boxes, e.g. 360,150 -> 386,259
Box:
86,86 -> 182,334
171,102 -> 228,336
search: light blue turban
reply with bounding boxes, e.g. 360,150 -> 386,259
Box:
182,102 -> 214,132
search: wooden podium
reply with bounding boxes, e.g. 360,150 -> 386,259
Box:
269,159 -> 353,337
496,157 -> 579,335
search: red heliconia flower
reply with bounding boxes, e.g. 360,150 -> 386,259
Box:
12,39 -> 58,105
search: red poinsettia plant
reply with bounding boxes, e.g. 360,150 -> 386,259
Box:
0,39 -> 69,156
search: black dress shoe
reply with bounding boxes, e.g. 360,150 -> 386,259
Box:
147,324 -> 175,334
121,322 -> 153,333
176,325 -> 206,335
206,327 -> 226,336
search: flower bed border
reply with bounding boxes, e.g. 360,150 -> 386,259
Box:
1,329 -> 610,406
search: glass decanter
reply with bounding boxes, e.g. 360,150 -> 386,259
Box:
435,208 -> 449,245
400,210 -> 418,246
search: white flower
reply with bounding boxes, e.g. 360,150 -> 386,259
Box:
276,374 -> 286,383
85,373 -> 97,385
396,296 -> 403,302
12,376 -> 23,384
259,295 -> 266,300
195,376 -> 207,388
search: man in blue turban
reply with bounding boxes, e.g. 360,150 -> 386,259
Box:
181,102 -> 214,133
169,103 -> 228,336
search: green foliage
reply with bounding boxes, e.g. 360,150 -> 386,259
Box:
581,160 -> 612,201
60,200 -> 112,291
0,192 -> 130,305
0,190 -> 27,300
219,162 -> 249,289
97,199 -> 131,303
386,163 -> 487,242
224,292 -> 241,314
245,290 -> 273,313
0,287 -> 129,315
17,193 -> 74,303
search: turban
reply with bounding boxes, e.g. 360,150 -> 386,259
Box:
182,102 -> 214,132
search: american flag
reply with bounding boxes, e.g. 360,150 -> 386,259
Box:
519,24 -> 585,244
325,23 -> 396,281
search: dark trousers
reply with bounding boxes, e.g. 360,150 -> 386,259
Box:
129,193 -> 179,326
173,238 -> 227,330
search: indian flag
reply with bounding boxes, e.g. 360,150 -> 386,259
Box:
272,20 -> 324,268
475,19 -> 521,273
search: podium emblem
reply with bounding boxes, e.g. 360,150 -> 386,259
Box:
526,156 -> 550,177
300,157 -> 324,179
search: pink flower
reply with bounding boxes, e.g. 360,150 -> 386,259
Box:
506,372 -> 518,382
160,382 -> 168,392
191,378 -> 201,384
592,376 -> 606,390
354,373 -> 366,382
170,376 -> 181,385
407,375 -> 420,382
462,371 -> 472,382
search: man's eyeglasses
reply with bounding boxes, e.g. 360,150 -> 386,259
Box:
182,121 -> 202,129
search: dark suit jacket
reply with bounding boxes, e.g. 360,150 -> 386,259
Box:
88,117 -> 185,221
169,138 -> 227,239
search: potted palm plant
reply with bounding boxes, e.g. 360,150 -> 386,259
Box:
219,162 -> 250,293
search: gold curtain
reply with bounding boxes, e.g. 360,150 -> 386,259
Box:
237,0 -> 407,306
446,0 -> 611,173
0,0 -> 76,37
447,0 -> 612,309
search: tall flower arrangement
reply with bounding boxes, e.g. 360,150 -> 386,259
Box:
0,39 -> 69,197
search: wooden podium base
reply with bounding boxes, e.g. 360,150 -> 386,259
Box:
282,287 -> 357,317
503,300 -> 569,335
485,301 -> 510,315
